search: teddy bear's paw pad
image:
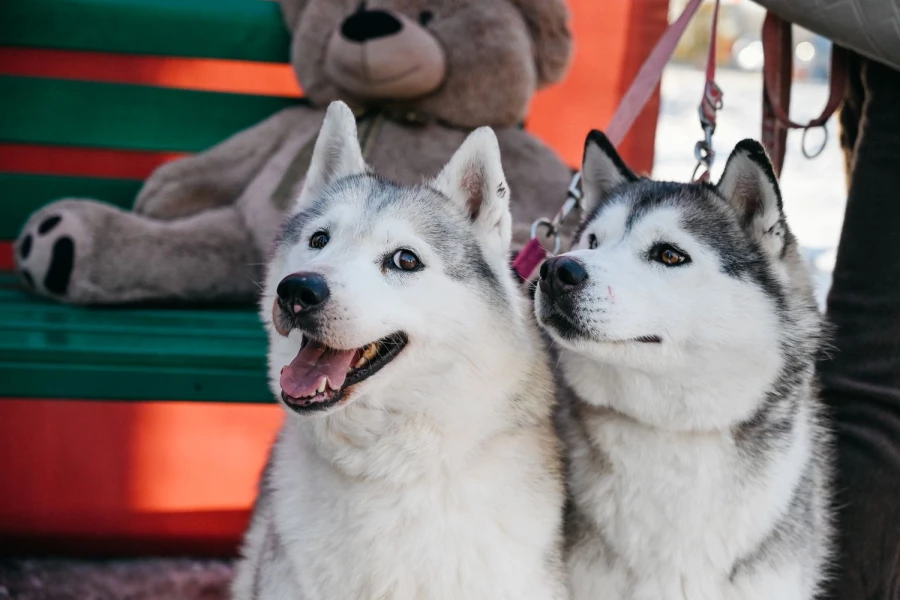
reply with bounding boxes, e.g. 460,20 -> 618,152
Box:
16,214 -> 77,297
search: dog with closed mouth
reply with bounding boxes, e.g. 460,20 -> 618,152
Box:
231,101 -> 566,600
535,131 -> 833,600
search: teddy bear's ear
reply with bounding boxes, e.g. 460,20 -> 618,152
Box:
432,127 -> 512,256
277,0 -> 309,31
297,101 -> 367,210
510,0 -> 573,87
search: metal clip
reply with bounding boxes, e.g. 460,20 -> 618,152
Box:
529,171 -> 583,256
693,81 -> 723,181
692,125 -> 715,181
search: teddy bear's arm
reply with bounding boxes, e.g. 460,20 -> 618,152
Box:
134,106 -> 308,220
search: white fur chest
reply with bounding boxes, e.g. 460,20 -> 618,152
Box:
567,410 -> 808,600
270,420 -> 563,600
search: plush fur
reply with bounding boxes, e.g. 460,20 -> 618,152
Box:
535,131 -> 833,600
230,102 -> 565,599
14,0 -> 573,305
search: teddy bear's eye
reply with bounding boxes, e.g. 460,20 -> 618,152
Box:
418,10 -> 434,26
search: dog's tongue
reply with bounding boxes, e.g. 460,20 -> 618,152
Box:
280,341 -> 356,398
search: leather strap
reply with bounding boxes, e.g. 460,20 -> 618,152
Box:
761,12 -> 848,175
605,0 -> 706,145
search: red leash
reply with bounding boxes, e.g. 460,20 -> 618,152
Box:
692,0 -> 723,182
513,0 -> 720,280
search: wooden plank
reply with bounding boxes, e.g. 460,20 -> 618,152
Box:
0,173 -> 142,239
0,275 -> 271,403
0,0 -> 291,63
0,76 -> 298,152
0,47 -> 303,97
0,143 -> 185,180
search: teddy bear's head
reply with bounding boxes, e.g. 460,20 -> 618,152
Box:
278,0 -> 572,129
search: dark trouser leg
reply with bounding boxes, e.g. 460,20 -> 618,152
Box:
820,56 -> 900,600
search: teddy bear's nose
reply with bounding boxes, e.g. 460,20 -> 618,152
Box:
340,6 -> 403,43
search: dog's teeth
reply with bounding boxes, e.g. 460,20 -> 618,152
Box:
317,379 -> 327,394
353,342 -> 381,370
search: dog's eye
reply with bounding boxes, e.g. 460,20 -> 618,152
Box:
651,244 -> 690,266
309,231 -> 329,249
588,234 -> 598,250
419,10 -> 433,26
391,249 -> 421,271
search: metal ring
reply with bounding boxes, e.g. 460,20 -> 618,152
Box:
529,218 -> 561,255
801,124 -> 828,160
694,141 -> 711,163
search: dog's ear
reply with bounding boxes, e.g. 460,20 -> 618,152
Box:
296,101 -> 367,210
716,140 -> 787,256
432,127 -> 512,255
581,130 -> 638,216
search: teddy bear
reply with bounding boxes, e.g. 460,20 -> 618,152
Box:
14,0 -> 574,305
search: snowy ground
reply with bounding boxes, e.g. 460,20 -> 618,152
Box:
653,64 -> 845,308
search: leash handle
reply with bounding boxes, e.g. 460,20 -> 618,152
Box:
761,12 -> 848,175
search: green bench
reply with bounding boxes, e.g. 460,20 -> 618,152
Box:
0,0 -> 298,404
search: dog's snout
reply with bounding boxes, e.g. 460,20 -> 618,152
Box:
539,257 -> 588,296
341,5 -> 403,43
277,272 -> 330,313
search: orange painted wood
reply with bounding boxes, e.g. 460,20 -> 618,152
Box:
0,143 -> 185,179
0,399 -> 282,551
529,0 -> 668,173
0,46 -> 303,97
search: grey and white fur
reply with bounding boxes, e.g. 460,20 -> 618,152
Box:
534,131 -> 833,600
231,101 -> 566,600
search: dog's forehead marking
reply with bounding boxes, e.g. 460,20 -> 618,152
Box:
575,179 -> 789,316
590,202 -> 629,243
283,174 -> 507,301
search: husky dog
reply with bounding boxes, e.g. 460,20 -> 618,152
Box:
231,101 -> 566,600
535,131 -> 832,600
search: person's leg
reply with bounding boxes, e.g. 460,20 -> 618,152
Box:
820,55 -> 900,599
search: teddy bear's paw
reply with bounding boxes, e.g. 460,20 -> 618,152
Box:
15,203 -> 96,302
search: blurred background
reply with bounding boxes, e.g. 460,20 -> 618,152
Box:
659,0 -> 842,308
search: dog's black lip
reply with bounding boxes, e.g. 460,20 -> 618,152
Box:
539,305 -> 590,340
280,332 -> 409,415
282,388 -> 345,414
343,332 -> 408,387
539,306 -> 662,345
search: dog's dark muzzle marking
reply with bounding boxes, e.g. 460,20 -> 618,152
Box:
539,256 -> 589,299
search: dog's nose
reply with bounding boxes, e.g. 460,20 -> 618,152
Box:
341,4 -> 403,43
277,273 -> 330,312
539,256 -> 588,296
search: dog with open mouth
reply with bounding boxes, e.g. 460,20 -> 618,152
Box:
535,132 -> 833,599
231,101 -> 566,600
